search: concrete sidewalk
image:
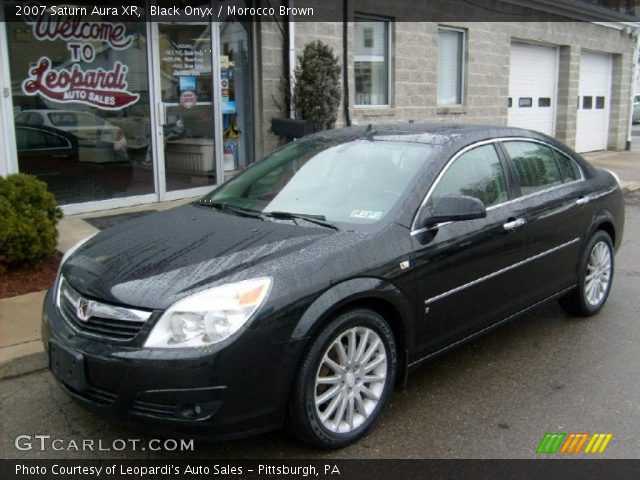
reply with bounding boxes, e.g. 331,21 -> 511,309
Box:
0,147 -> 638,380
0,198 -> 194,380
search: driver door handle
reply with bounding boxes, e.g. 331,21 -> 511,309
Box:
503,217 -> 527,231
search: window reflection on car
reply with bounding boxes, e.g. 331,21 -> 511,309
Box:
205,138 -> 439,226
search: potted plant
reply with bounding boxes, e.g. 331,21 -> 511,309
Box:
271,41 -> 342,141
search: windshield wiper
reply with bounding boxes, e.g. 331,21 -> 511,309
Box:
265,211 -> 339,231
196,200 -> 264,220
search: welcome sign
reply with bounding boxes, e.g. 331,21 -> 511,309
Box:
21,15 -> 140,110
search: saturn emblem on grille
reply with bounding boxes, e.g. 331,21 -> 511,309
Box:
77,299 -> 90,322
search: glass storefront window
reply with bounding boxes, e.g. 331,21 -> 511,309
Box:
6,12 -> 153,205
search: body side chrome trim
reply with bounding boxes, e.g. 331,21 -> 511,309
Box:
409,285 -> 577,369
411,136 -> 586,232
423,237 -> 581,306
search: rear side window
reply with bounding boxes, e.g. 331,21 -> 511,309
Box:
432,144 -> 508,208
503,141 -> 563,196
555,151 -> 582,182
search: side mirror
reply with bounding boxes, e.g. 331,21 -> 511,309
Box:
419,195 -> 487,228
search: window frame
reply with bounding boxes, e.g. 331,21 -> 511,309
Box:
411,137 -> 585,233
353,14 -> 394,108
436,26 -> 467,107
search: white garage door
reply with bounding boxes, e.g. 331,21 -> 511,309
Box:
575,51 -> 612,153
508,43 -> 558,136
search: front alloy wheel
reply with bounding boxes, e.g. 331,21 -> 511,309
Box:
288,309 -> 396,448
314,326 -> 388,433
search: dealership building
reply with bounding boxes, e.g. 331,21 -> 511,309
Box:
0,1 -> 638,214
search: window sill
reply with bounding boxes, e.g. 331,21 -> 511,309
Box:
437,106 -> 467,115
353,106 -> 396,117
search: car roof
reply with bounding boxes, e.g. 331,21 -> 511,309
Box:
309,123 -> 553,146
20,109 -> 97,115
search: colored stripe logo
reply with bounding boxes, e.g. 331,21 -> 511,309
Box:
537,433 -> 612,454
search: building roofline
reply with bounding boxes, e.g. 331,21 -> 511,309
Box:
502,0 -> 639,22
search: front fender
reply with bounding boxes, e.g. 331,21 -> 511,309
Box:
291,276 -> 414,348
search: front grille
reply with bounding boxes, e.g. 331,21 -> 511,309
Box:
57,277 -> 151,341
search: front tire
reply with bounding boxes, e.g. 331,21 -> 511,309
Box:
287,309 -> 397,449
560,230 -> 614,316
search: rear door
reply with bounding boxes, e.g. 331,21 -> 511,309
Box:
500,140 -> 591,304
410,142 -> 528,356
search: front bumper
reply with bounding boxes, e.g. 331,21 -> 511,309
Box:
42,288 -> 301,439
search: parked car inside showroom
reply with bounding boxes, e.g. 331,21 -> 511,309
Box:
15,109 -> 127,162
43,124 -> 624,448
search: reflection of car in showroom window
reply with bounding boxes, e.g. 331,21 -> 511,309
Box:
16,123 -> 133,201
15,124 -> 134,203
633,95 -> 640,124
15,109 -> 127,163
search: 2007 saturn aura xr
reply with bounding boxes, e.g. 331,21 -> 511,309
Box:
43,124 -> 624,448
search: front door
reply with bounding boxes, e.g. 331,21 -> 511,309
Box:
410,143 -> 528,356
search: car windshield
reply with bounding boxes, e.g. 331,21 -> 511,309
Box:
204,136 -> 437,225
47,112 -> 106,127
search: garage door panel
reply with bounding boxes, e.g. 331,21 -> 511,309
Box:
508,43 -> 557,136
575,51 -> 612,153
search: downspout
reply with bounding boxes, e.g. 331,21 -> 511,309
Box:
626,27 -> 639,151
289,2 -> 296,119
342,0 -> 351,127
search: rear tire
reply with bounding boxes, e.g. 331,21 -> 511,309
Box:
559,230 -> 614,317
287,309 -> 396,449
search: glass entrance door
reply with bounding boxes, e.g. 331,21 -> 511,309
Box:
153,22 -> 219,197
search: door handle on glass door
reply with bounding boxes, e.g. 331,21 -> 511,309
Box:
503,218 -> 527,231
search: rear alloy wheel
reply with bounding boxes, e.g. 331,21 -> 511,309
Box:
288,309 -> 396,448
560,230 -> 614,316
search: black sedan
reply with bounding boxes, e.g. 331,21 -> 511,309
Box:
43,124 -> 624,448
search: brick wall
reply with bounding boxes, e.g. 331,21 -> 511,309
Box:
256,17 -> 637,156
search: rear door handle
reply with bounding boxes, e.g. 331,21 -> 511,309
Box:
503,217 -> 527,231
576,196 -> 591,206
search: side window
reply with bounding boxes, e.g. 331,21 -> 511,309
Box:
43,132 -> 70,149
555,151 -> 582,183
432,144 -> 508,208
27,113 -> 43,126
503,141 -> 563,196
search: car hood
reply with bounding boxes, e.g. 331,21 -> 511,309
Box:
62,204 -> 339,310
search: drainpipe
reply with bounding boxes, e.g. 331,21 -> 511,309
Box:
626,27 -> 639,151
287,1 -> 296,119
342,0 -> 351,127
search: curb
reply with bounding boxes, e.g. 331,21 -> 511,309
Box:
0,341 -> 47,380
621,181 -> 640,193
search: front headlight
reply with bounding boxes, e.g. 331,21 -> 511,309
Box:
144,277 -> 272,348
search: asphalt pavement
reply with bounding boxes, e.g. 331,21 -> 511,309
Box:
1,200 -> 639,460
